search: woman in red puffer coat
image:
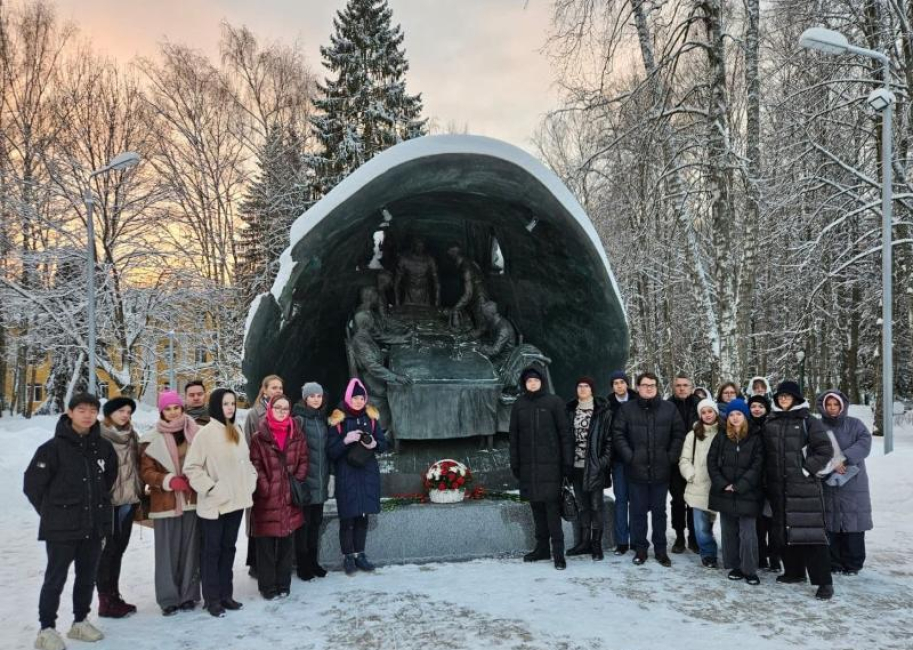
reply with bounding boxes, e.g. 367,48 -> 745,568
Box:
250,394 -> 308,600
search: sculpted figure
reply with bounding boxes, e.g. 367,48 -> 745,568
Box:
446,243 -> 490,329
394,238 -> 440,307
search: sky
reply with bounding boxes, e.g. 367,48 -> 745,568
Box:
50,0 -> 559,153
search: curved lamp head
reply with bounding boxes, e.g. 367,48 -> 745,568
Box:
799,27 -> 849,55
106,151 -> 141,171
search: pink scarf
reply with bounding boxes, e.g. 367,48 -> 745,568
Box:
156,414 -> 199,515
266,406 -> 291,452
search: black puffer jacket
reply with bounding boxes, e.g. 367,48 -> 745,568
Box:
566,397 -> 613,492
509,381 -> 573,502
612,396 -> 686,484
668,394 -> 701,430
23,416 -> 118,542
708,429 -> 764,517
762,403 -> 832,546
606,390 -> 638,413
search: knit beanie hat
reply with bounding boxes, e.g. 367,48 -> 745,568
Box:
696,397 -> 720,418
157,390 -> 183,412
344,378 -> 368,410
521,367 -> 543,384
748,394 -> 771,414
773,381 -> 803,403
301,381 -> 324,398
576,376 -> 596,392
725,398 -> 751,420
103,396 -> 137,418
609,370 -> 630,386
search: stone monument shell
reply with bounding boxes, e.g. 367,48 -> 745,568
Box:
243,135 -> 628,427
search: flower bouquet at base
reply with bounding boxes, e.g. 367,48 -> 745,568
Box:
423,459 -> 473,504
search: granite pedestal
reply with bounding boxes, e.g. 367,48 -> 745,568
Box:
315,496 -> 616,568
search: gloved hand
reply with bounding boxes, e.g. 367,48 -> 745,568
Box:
169,476 -> 191,492
344,431 -> 363,445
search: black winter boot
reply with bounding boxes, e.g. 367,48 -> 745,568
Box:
591,529 -> 604,561
553,542 -> 566,570
613,544 -> 629,556
523,540 -> 551,562
567,529 -> 592,556
308,549 -> 327,578
671,534 -> 686,554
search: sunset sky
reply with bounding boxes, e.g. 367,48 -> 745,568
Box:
51,0 -> 559,152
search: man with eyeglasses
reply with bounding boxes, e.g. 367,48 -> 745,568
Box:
667,373 -> 700,554
613,372 -> 686,567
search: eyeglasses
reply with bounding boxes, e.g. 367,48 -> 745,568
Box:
722,390 -> 737,396
272,407 -> 290,412
639,383 -> 657,389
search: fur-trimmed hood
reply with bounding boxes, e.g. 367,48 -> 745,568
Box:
328,404 -> 380,427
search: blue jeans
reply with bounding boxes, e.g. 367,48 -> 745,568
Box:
692,508 -> 718,560
611,461 -> 629,545
628,481 -> 669,554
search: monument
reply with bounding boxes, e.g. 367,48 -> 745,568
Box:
243,135 -> 628,495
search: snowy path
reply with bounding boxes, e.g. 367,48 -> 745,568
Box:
1,407 -> 911,650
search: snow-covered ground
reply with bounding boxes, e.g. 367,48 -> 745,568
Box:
2,405 -> 911,650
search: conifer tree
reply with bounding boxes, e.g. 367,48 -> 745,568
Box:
236,122 -> 310,303
309,0 -> 426,197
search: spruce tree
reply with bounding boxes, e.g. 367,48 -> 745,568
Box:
309,0 -> 426,197
237,122 -> 311,303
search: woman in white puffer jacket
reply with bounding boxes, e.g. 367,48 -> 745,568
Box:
679,398 -> 721,568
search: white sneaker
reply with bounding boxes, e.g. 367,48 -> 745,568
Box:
67,621 -> 104,642
35,628 -> 66,650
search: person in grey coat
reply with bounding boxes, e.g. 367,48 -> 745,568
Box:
291,382 -> 332,580
817,390 -> 873,574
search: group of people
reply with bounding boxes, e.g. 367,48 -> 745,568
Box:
508,368 -> 873,603
24,374 -> 388,650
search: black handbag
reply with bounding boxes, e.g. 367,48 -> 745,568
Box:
560,479 -> 578,522
278,447 -> 311,507
346,434 -> 376,468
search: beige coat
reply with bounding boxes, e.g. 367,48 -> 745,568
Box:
184,419 -> 258,520
139,430 -> 197,519
678,425 -> 718,512
101,422 -> 143,506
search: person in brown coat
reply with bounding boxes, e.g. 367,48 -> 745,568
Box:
250,395 -> 309,599
139,391 -> 201,616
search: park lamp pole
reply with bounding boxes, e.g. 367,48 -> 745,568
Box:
799,28 -> 895,454
84,152 -> 141,395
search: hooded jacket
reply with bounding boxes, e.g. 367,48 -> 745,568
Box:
509,369 -> 573,502
184,390 -> 258,520
612,395 -> 686,484
746,376 -> 772,398
708,426 -> 764,517
24,415 -> 118,541
293,401 -> 331,504
327,400 -> 387,519
678,423 -> 718,511
817,390 -> 873,533
762,400 -> 832,546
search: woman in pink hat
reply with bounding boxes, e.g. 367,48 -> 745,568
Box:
326,378 -> 386,576
139,390 -> 201,616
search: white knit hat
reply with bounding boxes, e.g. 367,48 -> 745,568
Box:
696,397 -> 720,417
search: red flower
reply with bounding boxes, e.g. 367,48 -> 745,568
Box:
457,477 -> 465,486
438,482 -> 446,490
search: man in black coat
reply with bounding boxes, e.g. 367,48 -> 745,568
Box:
667,373 -> 701,554
606,370 -> 637,555
24,393 -> 117,648
509,367 -> 573,570
613,372 -> 686,566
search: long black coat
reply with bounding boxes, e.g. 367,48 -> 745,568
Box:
566,397 -> 613,492
762,404 -> 832,546
326,404 -> 387,519
23,415 -> 118,542
707,430 -> 764,517
509,388 -> 573,502
612,396 -> 686,484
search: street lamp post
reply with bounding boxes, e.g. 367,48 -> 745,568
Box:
799,27 -> 894,454
84,152 -> 141,395
168,330 -> 176,391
